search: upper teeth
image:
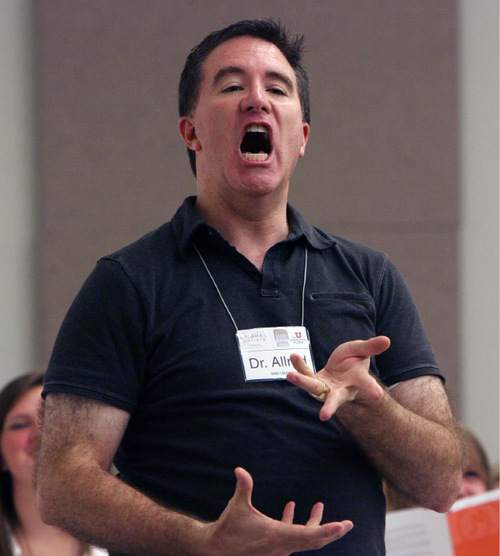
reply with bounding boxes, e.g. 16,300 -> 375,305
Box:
246,124 -> 267,134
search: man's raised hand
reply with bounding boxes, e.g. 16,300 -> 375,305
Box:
287,336 -> 391,421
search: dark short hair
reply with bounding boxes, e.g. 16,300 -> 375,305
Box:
178,19 -> 310,176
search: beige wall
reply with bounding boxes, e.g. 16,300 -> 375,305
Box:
458,1 -> 499,464
0,1 -> 36,377
35,0 -> 461,405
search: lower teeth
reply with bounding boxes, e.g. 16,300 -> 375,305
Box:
243,152 -> 269,161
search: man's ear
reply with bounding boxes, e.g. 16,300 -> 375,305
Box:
299,122 -> 310,158
179,116 -> 201,152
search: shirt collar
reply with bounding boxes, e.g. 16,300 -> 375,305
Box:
286,204 -> 337,250
172,196 -> 336,259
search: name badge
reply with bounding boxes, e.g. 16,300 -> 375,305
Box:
236,326 -> 315,381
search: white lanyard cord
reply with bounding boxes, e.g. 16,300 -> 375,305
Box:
301,246 -> 308,327
192,242 -> 308,332
192,243 -> 239,331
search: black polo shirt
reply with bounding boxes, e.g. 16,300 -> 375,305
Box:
44,196 -> 441,555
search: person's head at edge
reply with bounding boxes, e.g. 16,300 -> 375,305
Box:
385,423 -> 493,511
0,372 -> 44,554
178,18 -> 311,179
458,425 -> 492,499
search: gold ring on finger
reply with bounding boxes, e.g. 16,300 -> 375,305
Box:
311,382 -> 330,401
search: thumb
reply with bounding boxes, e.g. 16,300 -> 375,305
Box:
328,336 -> 391,367
233,467 -> 254,507
365,335 -> 391,356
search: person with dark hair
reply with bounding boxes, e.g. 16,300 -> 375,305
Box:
458,425 -> 493,499
36,19 -> 462,555
0,373 -> 106,555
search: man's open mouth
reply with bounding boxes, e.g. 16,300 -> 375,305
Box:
240,124 -> 272,161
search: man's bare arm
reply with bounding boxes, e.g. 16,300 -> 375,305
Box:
288,338 -> 462,513
336,375 -> 462,512
36,393 -> 353,556
36,393 -> 209,555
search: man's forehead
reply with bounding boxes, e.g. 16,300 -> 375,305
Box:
201,36 -> 295,82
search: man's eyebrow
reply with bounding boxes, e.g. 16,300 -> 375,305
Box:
213,66 -> 245,86
266,71 -> 294,91
212,66 -> 295,91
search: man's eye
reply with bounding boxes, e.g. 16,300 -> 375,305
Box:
222,85 -> 242,93
269,88 -> 286,95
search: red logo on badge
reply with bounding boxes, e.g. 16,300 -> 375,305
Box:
295,332 -> 302,338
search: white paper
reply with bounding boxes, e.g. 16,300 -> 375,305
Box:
449,488 -> 500,512
385,507 -> 454,556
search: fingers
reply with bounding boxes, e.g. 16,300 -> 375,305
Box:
323,336 -> 389,404
290,353 -> 315,377
311,381 -> 330,401
319,392 -> 349,421
283,500 -> 352,540
353,370 -> 384,402
215,469 -> 354,554
281,501 -> 295,524
280,504 -> 354,551
288,336 -> 389,421
287,360 -> 355,415
306,502 -> 324,526
288,354 -> 327,399
322,520 -> 354,539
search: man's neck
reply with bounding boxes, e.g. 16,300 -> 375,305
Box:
195,193 -> 289,271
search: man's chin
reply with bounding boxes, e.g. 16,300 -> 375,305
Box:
235,170 -> 287,194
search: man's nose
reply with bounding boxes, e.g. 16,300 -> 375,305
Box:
240,86 -> 271,113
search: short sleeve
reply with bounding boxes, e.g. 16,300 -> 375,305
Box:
43,258 -> 147,413
373,257 -> 442,386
